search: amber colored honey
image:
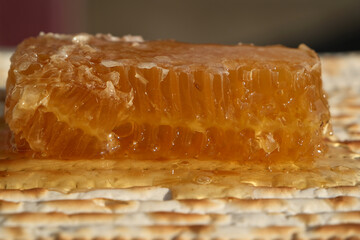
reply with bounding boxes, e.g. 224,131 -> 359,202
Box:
5,33 -> 330,165
0,117 -> 360,199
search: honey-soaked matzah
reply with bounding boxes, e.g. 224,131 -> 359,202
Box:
1,40 -> 360,239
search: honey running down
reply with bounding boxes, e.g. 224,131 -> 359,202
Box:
5,33 -> 330,165
1,112 -> 360,199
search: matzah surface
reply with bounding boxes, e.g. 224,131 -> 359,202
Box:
1,52 -> 360,239
0,49 -> 11,89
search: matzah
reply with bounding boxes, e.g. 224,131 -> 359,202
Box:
1,51 -> 360,239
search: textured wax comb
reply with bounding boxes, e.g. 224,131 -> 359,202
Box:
5,33 -> 330,165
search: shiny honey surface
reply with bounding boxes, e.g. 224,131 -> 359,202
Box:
1,115 -> 359,199
5,33 -> 329,165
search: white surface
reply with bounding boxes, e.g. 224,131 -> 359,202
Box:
0,49 -> 13,88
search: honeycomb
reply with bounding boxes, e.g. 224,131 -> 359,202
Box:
5,33 -> 330,165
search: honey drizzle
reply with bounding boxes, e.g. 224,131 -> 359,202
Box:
1,116 -> 360,199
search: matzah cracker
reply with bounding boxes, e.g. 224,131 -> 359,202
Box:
1,225 -> 360,239
1,52 -> 360,239
0,188 -> 171,202
0,49 -> 11,89
1,196 -> 360,215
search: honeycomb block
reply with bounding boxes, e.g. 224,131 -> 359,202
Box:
5,33 -> 330,165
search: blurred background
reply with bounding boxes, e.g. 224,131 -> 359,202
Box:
0,0 -> 360,52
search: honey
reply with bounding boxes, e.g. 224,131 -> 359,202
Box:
5,33 -> 330,165
1,118 -> 360,199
